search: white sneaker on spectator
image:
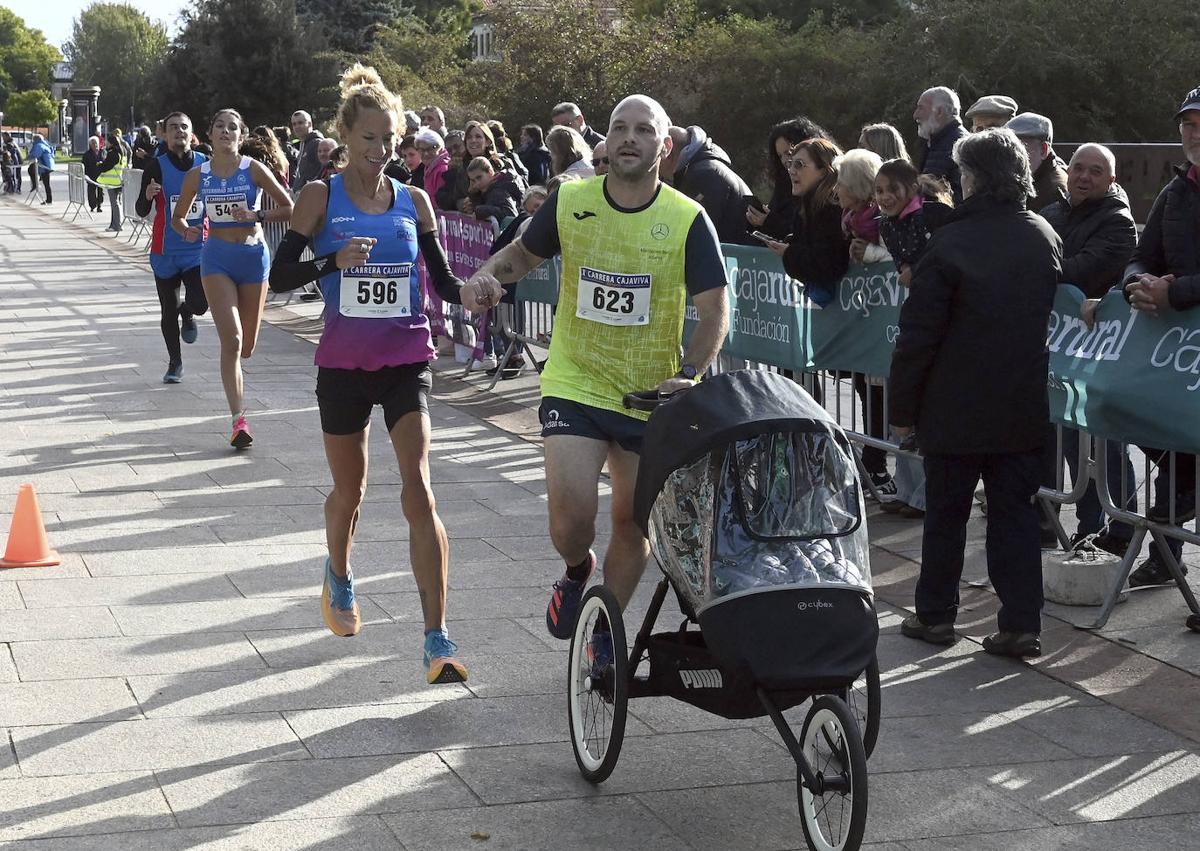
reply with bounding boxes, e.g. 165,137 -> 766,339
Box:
473,355 -> 498,371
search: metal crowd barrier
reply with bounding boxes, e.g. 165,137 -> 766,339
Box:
121,169 -> 151,246
62,163 -> 90,222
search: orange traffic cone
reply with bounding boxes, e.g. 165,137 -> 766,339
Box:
0,483 -> 60,569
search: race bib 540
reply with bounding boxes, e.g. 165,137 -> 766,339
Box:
339,263 -> 414,318
206,193 -> 248,223
575,266 -> 652,326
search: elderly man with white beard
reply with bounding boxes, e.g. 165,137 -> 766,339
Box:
913,86 -> 969,202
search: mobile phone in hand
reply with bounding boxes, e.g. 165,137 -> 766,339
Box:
751,230 -> 776,244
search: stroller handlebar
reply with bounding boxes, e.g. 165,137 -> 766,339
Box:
622,389 -> 675,412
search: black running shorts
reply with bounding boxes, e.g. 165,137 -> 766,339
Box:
316,363 -> 433,435
538,396 -> 645,454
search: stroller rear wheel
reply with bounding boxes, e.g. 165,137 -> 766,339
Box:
844,656 -> 881,758
798,695 -> 868,851
567,585 -> 629,783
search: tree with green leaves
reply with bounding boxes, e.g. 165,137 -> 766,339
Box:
152,0 -> 341,131
0,9 -> 61,113
298,0 -> 410,54
65,2 -> 168,129
5,89 -> 58,130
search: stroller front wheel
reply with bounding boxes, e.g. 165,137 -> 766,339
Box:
798,695 -> 868,851
567,585 -> 629,783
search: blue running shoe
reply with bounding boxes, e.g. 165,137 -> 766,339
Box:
321,557 -> 360,637
181,315 -> 198,344
546,550 -> 596,639
588,626 -> 614,678
424,629 -> 468,684
163,362 -> 183,384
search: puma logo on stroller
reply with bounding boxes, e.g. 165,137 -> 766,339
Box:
678,669 -> 723,689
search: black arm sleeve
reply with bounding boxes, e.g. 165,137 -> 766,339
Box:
268,230 -> 338,293
134,158 -> 162,218
417,230 -> 463,304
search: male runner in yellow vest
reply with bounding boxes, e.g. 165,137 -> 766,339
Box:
468,95 -> 730,638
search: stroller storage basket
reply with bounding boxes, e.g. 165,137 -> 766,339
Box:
645,629 -> 812,718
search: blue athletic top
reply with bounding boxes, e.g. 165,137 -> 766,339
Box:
154,150 -> 208,256
312,175 -> 432,371
197,156 -> 260,229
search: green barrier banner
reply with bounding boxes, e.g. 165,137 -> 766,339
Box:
516,257 -> 560,306
520,243 -> 1200,454
716,245 -> 810,368
1047,285 -> 1200,454
809,261 -> 904,376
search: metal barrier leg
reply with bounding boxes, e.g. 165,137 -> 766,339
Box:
1148,529 -> 1200,617
1080,524 -> 1148,631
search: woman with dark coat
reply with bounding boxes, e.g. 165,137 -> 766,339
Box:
748,117 -> 835,239
889,128 -> 1063,658
763,137 -> 849,306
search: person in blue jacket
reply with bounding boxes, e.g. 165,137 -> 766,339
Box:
28,133 -> 54,204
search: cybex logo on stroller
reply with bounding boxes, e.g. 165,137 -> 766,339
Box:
797,600 -> 834,612
678,669 -> 723,689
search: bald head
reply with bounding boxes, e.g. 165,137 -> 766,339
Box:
1067,143 -> 1117,205
610,95 -> 671,138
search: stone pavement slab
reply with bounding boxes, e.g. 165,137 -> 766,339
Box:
3,193 -> 1199,850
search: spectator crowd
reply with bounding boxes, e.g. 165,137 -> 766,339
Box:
10,79 -> 1200,648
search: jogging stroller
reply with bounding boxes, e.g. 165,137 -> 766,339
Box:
566,369 -> 880,851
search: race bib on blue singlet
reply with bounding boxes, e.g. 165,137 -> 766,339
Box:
206,193 -> 248,223
170,194 -> 204,221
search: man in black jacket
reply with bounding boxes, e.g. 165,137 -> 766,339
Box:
663,125 -> 753,245
1007,112 -> 1068,213
290,110 -> 324,188
1042,144 -> 1136,298
1042,143 -> 1138,555
81,135 -> 104,212
890,129 -> 1062,658
551,102 -> 605,149
1118,86 -> 1200,587
914,86 -> 969,201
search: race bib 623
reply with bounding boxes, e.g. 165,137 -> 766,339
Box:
575,266 -> 652,326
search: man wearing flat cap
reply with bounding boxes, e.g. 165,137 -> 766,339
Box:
1006,112 -> 1068,212
965,95 -> 1019,132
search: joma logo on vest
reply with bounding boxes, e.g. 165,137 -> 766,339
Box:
1046,306 -> 1138,362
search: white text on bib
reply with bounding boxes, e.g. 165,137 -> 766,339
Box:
575,266 -> 652,326
340,263 -> 414,318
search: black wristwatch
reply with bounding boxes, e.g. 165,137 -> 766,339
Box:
676,364 -> 699,381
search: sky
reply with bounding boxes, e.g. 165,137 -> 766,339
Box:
5,1 -> 186,52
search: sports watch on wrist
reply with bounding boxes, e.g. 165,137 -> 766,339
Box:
675,364 -> 699,381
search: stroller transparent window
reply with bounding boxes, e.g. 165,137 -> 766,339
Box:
649,431 -> 872,614
732,432 -> 860,538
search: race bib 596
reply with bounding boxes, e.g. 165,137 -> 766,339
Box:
339,263 -> 414,318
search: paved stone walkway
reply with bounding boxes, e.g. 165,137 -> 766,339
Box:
1,193 -> 1198,849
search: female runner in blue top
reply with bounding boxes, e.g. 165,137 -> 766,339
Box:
269,64 -> 496,683
173,109 -> 293,449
